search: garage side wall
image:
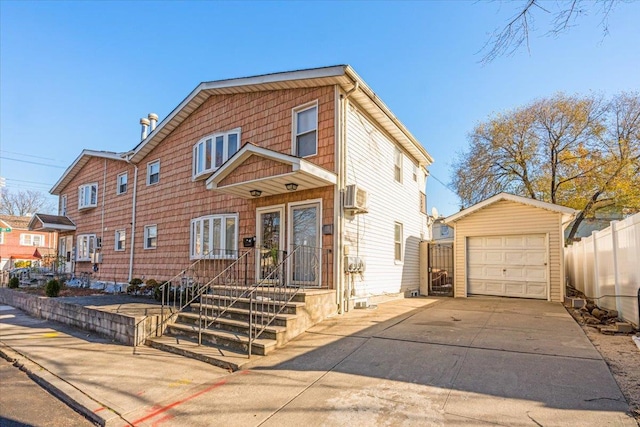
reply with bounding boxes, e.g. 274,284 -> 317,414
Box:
452,200 -> 564,302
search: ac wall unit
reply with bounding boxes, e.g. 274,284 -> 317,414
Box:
344,184 -> 368,213
95,237 -> 102,249
90,252 -> 103,264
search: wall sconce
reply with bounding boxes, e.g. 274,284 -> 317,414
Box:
250,189 -> 262,197
285,183 -> 298,191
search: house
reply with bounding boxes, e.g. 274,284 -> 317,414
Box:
49,65 -> 433,313
444,193 -> 576,302
0,215 -> 59,271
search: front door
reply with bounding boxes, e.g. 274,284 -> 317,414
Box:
289,201 -> 321,287
256,206 -> 285,283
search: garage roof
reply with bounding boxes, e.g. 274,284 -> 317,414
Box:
444,193 -> 577,224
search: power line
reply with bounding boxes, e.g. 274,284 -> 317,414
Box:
429,172 -> 458,197
0,150 -> 67,164
0,156 -> 66,169
5,178 -> 54,186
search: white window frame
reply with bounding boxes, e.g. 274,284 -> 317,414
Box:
292,101 -> 318,158
147,160 -> 160,186
78,183 -> 98,209
394,147 -> 403,183
144,225 -> 158,249
394,222 -> 403,263
20,233 -> 45,247
117,172 -> 128,195
60,195 -> 67,216
192,129 -> 241,180
412,164 -> 418,182
76,234 -> 96,261
115,229 -> 126,251
0,232 -> 4,245
190,214 -> 238,260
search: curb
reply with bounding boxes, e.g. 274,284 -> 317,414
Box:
0,341 -> 123,426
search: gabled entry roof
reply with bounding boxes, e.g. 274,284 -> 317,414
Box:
444,193 -> 577,224
28,213 -> 76,232
206,143 -> 337,198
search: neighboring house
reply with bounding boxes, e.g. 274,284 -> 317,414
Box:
444,193 -> 576,302
0,215 -> 58,270
50,65 -> 433,311
430,216 -> 453,242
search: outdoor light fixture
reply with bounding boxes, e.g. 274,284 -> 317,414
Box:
285,183 -> 298,191
250,189 -> 262,197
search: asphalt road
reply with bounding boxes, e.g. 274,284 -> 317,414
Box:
0,358 -> 95,427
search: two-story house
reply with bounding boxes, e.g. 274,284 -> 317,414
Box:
0,215 -> 60,271
50,65 -> 433,312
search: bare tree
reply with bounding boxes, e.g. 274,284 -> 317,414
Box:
0,188 -> 55,216
452,92 -> 640,239
481,0 -> 621,64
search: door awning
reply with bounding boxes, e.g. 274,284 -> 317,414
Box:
205,143 -> 337,199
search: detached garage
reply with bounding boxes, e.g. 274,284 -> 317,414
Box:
444,193 -> 576,302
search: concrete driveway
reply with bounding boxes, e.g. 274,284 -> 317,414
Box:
0,296 -> 635,426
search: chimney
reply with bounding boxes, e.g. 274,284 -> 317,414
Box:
148,113 -> 158,131
140,117 -> 150,140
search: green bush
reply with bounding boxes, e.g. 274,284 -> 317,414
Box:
127,278 -> 143,295
8,277 -> 19,289
45,279 -> 61,297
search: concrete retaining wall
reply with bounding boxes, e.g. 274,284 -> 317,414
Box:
0,289 -> 167,346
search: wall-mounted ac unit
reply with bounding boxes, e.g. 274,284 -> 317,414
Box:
90,252 -> 103,264
95,237 -> 102,249
344,184 -> 368,213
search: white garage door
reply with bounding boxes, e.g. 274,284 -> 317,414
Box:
467,234 -> 548,299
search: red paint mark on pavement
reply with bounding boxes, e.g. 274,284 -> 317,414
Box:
151,414 -> 174,427
240,370 -> 251,375
136,390 -> 145,396
129,379 -> 227,426
94,407 -> 106,413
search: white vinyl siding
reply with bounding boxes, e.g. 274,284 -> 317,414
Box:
344,103 -> 428,298
192,129 -> 240,179
451,200 -> 564,302
78,183 -> 98,209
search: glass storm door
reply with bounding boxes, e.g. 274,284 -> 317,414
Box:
256,206 -> 284,283
289,202 -> 321,287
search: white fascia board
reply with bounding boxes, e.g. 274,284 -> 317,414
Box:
299,160 -> 337,185
51,150 -> 125,195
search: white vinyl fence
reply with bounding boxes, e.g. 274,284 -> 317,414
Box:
565,212 -> 640,327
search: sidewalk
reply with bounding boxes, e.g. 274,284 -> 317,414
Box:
1,297 -> 636,426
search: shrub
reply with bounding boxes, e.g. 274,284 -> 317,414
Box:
45,279 -> 61,297
127,278 -> 143,295
8,277 -> 19,289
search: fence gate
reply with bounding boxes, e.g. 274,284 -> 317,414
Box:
428,243 -> 453,296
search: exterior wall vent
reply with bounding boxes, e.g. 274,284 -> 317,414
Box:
344,184 -> 368,213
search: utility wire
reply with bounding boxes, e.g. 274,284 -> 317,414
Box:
0,150 -> 67,164
0,156 -> 66,169
429,172 -> 458,197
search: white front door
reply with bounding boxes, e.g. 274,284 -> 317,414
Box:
289,201 -> 321,287
59,236 -> 74,273
256,205 -> 285,283
467,234 -> 548,299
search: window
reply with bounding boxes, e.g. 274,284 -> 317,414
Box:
192,129 -> 240,179
147,161 -> 160,185
394,222 -> 403,262
420,192 -> 427,215
293,102 -> 318,157
78,183 -> 98,209
77,234 -> 96,261
144,225 -> 157,249
20,234 -> 44,246
117,172 -> 128,194
115,229 -> 126,251
60,195 -> 67,216
0,232 -> 4,245
394,148 -> 403,183
190,214 -> 238,259
412,164 -> 418,182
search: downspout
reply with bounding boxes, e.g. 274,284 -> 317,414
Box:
337,81 -> 359,314
100,159 -> 107,274
128,164 -> 138,282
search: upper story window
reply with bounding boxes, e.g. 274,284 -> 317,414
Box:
412,164 -> 418,182
293,102 -> 318,158
78,183 -> 98,209
117,172 -> 128,194
192,129 -> 240,180
77,234 -> 96,261
60,195 -> 67,216
115,229 -> 126,251
147,160 -> 160,185
190,214 -> 238,259
394,222 -> 403,262
394,147 -> 403,183
144,225 -> 157,249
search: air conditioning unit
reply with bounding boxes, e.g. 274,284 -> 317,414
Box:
90,252 -> 103,264
344,184 -> 368,213
95,237 -> 102,249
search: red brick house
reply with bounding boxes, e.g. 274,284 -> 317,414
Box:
50,65 -> 433,311
0,215 -> 58,270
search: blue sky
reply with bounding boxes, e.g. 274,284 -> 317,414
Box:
1,1 -> 639,216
